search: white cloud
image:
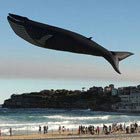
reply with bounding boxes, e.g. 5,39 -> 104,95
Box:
0,57 -> 140,84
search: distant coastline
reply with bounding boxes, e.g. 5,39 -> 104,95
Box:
3,84 -> 140,113
2,84 -> 120,110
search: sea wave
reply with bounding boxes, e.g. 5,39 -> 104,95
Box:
0,121 -> 70,127
45,115 -> 110,120
47,121 -> 70,125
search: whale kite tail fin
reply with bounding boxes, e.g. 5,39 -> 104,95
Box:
110,51 -> 134,74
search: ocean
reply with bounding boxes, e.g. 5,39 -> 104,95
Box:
0,108 -> 140,135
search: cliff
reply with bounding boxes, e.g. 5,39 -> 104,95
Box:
2,89 -> 120,110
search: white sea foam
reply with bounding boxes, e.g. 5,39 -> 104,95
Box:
45,115 -> 110,120
47,121 -> 70,125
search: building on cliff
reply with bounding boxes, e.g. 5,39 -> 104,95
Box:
112,86 -> 140,112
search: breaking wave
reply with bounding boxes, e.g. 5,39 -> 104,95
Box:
46,115 -> 110,120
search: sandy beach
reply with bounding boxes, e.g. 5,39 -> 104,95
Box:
1,131 -> 140,140
1,134 -> 140,140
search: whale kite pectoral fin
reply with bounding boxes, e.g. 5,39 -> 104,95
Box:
36,34 -> 53,46
111,51 -> 134,74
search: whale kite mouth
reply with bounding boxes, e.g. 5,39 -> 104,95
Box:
7,13 -> 39,46
7,13 -> 28,24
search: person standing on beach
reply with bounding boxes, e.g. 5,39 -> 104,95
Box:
62,126 -> 65,133
58,125 -> 61,134
109,125 -> 111,133
126,126 -> 129,134
123,123 -> 126,131
78,126 -> 81,135
43,126 -> 46,134
39,125 -> 41,134
9,128 -> 12,136
134,122 -> 138,132
97,126 -> 100,135
46,125 -> 48,133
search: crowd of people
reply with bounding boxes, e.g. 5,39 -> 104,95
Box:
102,122 -> 138,135
77,123 -> 139,135
37,122 -> 139,136
78,125 -> 100,135
39,125 -> 48,134
3,122 -> 140,136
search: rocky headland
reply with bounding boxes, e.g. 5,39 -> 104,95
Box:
2,86 -> 120,110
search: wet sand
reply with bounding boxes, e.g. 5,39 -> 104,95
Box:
1,131 -> 140,140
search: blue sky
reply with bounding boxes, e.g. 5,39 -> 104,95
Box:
0,0 -> 140,103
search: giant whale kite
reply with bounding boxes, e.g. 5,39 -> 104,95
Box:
7,13 -> 133,74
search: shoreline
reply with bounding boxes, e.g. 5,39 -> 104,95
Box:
1,124 -> 140,140
1,132 -> 140,140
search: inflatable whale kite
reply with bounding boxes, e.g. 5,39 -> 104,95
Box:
7,13 -> 133,74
